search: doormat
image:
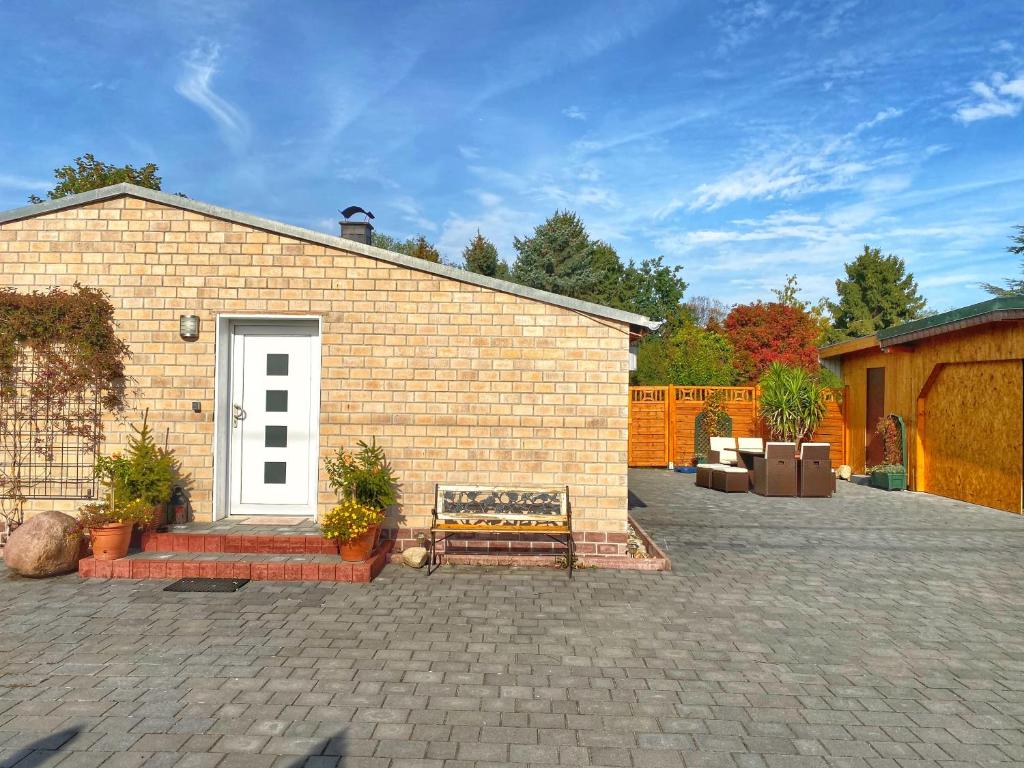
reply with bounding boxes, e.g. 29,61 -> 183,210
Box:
163,578 -> 250,593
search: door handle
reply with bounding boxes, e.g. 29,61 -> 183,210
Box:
232,403 -> 247,428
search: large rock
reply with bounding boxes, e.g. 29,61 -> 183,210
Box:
4,512 -> 81,577
402,547 -> 428,568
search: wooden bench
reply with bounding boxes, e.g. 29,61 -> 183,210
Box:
429,485 -> 573,577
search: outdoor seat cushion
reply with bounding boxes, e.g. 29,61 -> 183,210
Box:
737,437 -> 764,453
800,442 -> 830,460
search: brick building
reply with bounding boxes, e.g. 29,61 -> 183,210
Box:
0,184 -> 656,556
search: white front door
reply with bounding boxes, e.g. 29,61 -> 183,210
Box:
229,324 -> 319,516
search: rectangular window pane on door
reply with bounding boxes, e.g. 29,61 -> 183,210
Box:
266,390 -> 288,412
267,354 -> 289,376
265,426 -> 288,448
264,462 -> 287,484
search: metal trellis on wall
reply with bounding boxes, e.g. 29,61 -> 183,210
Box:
0,351 -> 100,500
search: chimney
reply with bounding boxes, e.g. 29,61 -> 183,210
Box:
339,205 -> 375,245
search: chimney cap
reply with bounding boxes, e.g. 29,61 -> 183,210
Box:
340,205 -> 374,220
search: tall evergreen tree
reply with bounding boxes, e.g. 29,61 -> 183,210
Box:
462,231 -> 508,278
510,211 -> 623,303
981,225 -> 1024,296
827,246 -> 926,340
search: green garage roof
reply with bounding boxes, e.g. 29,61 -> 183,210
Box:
877,295 -> 1024,347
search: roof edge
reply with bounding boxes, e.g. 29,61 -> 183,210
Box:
818,334 -> 880,358
877,295 -> 1024,347
0,184 -> 661,332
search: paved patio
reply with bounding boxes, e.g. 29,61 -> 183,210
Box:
2,470 -> 1024,767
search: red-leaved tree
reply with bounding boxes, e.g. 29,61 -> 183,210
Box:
724,301 -> 820,384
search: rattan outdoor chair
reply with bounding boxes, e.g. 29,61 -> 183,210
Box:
752,441 -> 798,497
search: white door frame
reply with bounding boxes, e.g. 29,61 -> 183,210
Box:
213,315 -> 322,521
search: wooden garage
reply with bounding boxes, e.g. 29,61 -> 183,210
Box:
820,297 -> 1024,514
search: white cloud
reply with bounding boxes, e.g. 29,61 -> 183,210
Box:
715,0 -> 774,54
458,145 -> 481,160
175,41 -> 250,151
0,174 -> 49,193
689,108 -> 905,210
562,105 -> 587,121
477,191 -> 502,207
436,204 -> 535,265
853,107 -> 903,133
470,1 -> 678,108
954,72 -> 1024,123
390,196 -> 437,233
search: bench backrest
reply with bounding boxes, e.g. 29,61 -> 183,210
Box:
435,485 -> 570,524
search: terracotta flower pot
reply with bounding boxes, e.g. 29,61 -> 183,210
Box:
339,524 -> 380,562
90,522 -> 133,560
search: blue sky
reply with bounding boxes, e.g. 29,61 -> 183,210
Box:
1,1 -> 1022,311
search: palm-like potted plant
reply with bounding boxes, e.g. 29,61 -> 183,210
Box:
758,363 -> 827,448
322,439 -> 398,561
869,415 -> 906,491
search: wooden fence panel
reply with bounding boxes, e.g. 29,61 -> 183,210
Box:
628,386 -> 848,468
628,387 -> 669,466
807,390 -> 846,463
669,387 -> 758,466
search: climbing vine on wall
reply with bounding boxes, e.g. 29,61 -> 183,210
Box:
0,284 -> 131,528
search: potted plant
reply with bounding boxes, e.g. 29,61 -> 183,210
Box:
121,411 -> 178,532
758,363 -> 827,450
322,439 -> 399,561
79,453 -> 157,560
869,414 -> 907,491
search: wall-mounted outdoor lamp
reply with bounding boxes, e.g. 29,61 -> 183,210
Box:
179,314 -> 200,341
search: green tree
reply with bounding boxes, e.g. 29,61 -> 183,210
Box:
981,225 -> 1024,296
633,320 -> 735,386
617,256 -> 687,322
29,153 -> 162,203
511,211 -> 623,304
772,274 -> 832,344
462,231 -> 509,278
668,323 -> 736,386
373,232 -> 442,263
827,246 -> 926,340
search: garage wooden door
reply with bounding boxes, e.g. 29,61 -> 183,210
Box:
922,361 -> 1022,514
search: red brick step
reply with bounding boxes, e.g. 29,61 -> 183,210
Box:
79,543 -> 392,583
139,530 -> 338,555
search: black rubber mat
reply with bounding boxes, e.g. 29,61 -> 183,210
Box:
163,578 -> 250,593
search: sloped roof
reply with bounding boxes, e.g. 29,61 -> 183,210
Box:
876,296 -> 1024,347
0,183 -> 660,333
819,295 -> 1024,358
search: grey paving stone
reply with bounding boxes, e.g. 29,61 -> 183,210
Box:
0,471 -> 1023,768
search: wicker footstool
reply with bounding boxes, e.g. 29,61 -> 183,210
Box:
712,466 -> 749,493
695,464 -> 719,488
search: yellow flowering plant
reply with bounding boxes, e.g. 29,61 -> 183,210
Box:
319,498 -> 385,543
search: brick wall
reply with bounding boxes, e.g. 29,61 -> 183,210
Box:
0,195 -> 631,552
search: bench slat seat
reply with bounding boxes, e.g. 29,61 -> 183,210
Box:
429,484 -> 573,577
433,522 -> 571,533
